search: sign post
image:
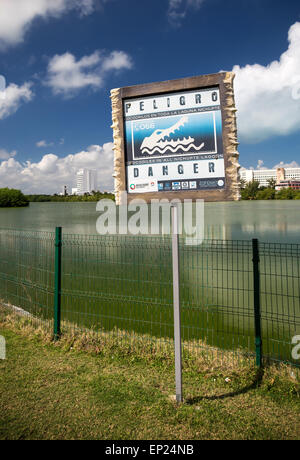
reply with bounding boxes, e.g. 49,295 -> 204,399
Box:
110,72 -> 240,402
171,204 -> 182,403
54,226 -> 62,341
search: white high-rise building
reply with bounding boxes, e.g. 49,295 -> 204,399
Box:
76,169 -> 97,195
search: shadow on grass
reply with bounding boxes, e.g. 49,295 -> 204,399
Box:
186,368 -> 264,404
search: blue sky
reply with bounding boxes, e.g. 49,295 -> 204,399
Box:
0,0 -> 299,193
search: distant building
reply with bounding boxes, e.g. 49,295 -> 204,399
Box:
59,185 -> 68,196
275,180 -> 300,191
76,169 -> 97,195
240,167 -> 300,188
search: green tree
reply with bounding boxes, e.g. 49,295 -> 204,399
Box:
0,188 -> 29,207
275,188 -> 296,200
25,191 -> 115,203
241,181 -> 260,200
267,178 -> 277,189
256,188 -> 275,200
240,178 -> 246,189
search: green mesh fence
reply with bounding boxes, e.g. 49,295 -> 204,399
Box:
259,243 -> 300,365
61,234 -> 174,349
0,228 -> 55,331
180,240 -> 255,362
0,228 -> 299,367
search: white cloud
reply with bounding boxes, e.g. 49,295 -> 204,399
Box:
242,159 -> 300,170
0,0 -> 97,49
46,50 -> 133,97
0,75 -> 6,98
167,0 -> 206,27
0,143 -> 114,194
273,161 -> 300,169
0,149 -> 17,160
256,160 -> 265,170
75,0 -> 95,16
101,51 -> 133,72
36,140 -> 54,148
0,82 -> 33,120
233,22 -> 300,143
46,51 -> 102,96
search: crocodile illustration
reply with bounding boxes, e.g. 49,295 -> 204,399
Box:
140,115 -> 204,155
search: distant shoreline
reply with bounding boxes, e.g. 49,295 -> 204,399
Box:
25,192 -> 115,203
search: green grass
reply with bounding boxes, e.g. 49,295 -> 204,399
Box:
0,311 -> 299,440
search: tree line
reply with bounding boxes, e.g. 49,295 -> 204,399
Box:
25,191 -> 115,202
0,188 -> 29,207
0,189 -> 115,207
1,184 -> 299,208
241,179 -> 300,200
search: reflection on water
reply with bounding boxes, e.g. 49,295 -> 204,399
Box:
205,201 -> 300,243
0,201 -> 299,364
0,200 -> 299,243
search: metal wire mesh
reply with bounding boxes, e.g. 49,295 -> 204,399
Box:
61,234 -> 174,348
180,240 -> 255,362
259,243 -> 300,365
0,228 -> 55,330
0,228 -> 299,367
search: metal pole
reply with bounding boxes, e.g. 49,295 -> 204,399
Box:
171,205 -> 183,403
252,238 -> 262,367
54,227 -> 62,341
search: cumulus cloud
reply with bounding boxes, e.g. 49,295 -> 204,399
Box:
273,161 -> 300,169
46,50 -> 133,97
36,140 -> 54,148
167,0 -> 206,27
101,51 -> 133,72
233,22 -> 300,143
256,160 -> 265,170
0,143 -> 114,194
75,0 -> 95,16
0,75 -> 6,99
0,0 -> 97,49
0,149 -> 17,160
242,159 -> 300,170
46,51 -> 102,96
0,82 -> 33,120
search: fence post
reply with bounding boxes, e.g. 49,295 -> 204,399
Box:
54,227 -> 62,341
171,204 -> 183,403
252,238 -> 262,367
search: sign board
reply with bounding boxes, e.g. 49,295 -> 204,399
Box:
111,72 -> 240,204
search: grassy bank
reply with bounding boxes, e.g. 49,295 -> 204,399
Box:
0,309 -> 299,440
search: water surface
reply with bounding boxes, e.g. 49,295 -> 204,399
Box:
0,200 -> 299,365
0,201 -> 299,243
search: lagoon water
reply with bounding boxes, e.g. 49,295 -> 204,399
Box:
0,201 -> 299,243
0,200 -> 299,364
